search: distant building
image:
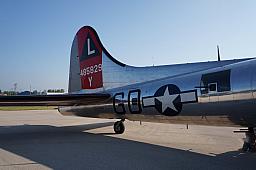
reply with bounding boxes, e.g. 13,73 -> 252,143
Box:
18,91 -> 31,95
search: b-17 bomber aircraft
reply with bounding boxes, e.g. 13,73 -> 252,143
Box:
1,26 -> 256,152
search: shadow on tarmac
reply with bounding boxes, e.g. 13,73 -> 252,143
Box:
0,123 -> 255,170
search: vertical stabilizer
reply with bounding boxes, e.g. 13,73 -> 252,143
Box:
68,26 -> 126,93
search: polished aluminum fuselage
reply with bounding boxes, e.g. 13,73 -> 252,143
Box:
59,58 -> 256,127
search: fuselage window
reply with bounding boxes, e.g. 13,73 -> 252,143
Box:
208,83 -> 217,93
200,70 -> 231,94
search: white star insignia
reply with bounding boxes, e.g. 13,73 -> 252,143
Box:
156,86 -> 179,113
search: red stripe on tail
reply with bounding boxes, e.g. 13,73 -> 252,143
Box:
76,27 -> 103,89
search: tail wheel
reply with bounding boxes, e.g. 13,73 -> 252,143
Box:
114,121 -> 125,134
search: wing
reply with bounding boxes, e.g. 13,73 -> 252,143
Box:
0,93 -> 111,106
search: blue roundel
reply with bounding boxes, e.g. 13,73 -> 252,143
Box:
154,84 -> 182,116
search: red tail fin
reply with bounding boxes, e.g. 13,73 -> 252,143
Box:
68,26 -> 126,93
76,26 -> 103,89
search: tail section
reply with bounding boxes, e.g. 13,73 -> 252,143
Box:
68,26 -> 125,93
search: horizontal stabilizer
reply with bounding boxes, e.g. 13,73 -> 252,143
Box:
0,93 -> 111,106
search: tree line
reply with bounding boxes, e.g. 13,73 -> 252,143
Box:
47,89 -> 65,93
0,89 -> 65,96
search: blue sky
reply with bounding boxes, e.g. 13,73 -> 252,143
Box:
1,0 -> 256,91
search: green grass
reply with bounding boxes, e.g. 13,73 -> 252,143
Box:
0,106 -> 57,111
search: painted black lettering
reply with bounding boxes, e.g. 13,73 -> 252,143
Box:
128,89 -> 142,114
113,92 -> 126,114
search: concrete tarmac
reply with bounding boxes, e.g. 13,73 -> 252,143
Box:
0,110 -> 255,170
